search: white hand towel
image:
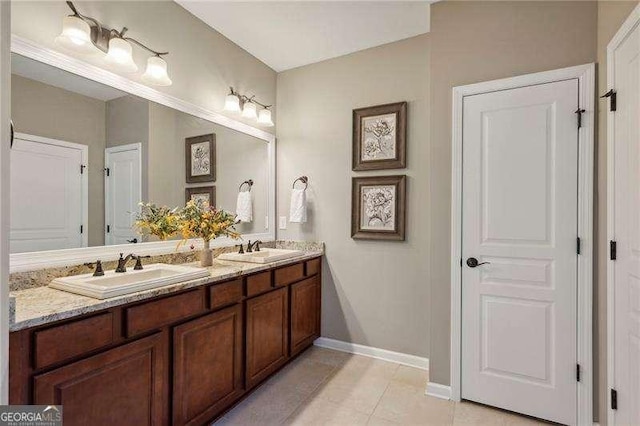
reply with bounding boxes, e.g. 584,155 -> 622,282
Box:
289,188 -> 307,223
236,191 -> 253,222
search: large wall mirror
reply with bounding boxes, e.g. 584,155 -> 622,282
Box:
9,48 -> 274,270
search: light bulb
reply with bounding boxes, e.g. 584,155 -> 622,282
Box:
242,102 -> 258,119
257,108 -> 274,126
141,56 -> 172,86
55,15 -> 101,55
105,38 -> 138,73
224,94 -> 241,112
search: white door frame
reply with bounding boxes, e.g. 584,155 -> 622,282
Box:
14,132 -> 89,248
0,0 -> 10,404
449,64 -> 595,425
606,4 -> 640,425
104,142 -> 142,245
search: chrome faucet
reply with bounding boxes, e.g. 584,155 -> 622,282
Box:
115,253 -> 136,273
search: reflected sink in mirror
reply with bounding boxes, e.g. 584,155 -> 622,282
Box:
217,248 -> 303,264
49,264 -> 210,299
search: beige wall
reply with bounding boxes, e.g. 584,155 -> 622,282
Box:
106,95 -> 150,201
11,74 -> 106,246
11,1 -> 277,131
148,102 -> 269,235
595,1 -> 638,423
277,0 -> 601,417
428,0 -> 597,388
276,34 -> 431,357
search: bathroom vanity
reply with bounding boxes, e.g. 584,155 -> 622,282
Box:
9,254 -> 322,426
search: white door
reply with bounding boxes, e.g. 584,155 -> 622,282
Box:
10,134 -> 87,253
461,80 -> 579,424
610,15 -> 640,426
105,143 -> 141,245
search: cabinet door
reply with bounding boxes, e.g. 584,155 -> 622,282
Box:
173,305 -> 243,426
246,287 -> 289,388
33,333 -> 168,426
290,276 -> 321,356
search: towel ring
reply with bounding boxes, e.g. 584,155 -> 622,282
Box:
239,179 -> 254,192
292,176 -> 309,190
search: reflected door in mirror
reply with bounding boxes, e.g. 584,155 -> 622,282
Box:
10,134 -> 87,253
105,143 -> 142,245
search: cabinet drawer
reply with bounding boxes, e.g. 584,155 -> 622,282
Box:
246,272 -> 272,297
34,312 -> 114,369
209,279 -> 243,309
305,258 -> 321,276
274,263 -> 304,287
126,289 -> 206,337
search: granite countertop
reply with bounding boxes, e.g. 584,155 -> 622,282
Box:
10,250 -> 322,332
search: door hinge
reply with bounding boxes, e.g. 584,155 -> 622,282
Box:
611,388 -> 618,410
601,89 -> 617,112
576,237 -> 581,255
106,225 -> 111,233
610,240 -> 617,260
80,225 -> 83,234
104,167 -> 110,177
576,364 -> 581,382
575,109 -> 586,128
80,164 -> 86,174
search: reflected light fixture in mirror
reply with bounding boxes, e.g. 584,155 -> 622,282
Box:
105,37 -> 138,73
224,87 -> 274,127
141,56 -> 172,87
54,1 -> 172,86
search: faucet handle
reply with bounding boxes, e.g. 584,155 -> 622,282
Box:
246,240 -> 253,253
94,260 -> 105,276
133,255 -> 150,270
237,244 -> 245,254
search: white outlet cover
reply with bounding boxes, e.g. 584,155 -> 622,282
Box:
279,216 -> 287,230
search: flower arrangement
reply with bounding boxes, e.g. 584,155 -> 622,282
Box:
134,200 -> 240,266
134,203 -> 180,241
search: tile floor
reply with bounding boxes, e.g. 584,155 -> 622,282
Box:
214,346 -> 548,425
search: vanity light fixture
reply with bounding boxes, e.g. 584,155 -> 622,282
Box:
242,101 -> 258,119
224,87 -> 274,127
257,108 -> 274,127
55,1 -> 172,86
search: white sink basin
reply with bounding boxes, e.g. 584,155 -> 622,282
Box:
217,248 -> 303,264
50,263 -> 210,299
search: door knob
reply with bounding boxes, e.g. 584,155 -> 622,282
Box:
466,257 -> 490,268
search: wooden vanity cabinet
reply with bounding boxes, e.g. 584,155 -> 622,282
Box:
33,332 -> 168,426
173,304 -> 243,426
245,286 -> 289,389
290,275 -> 321,356
9,256 -> 322,426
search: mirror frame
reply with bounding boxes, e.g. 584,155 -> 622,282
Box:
9,35 -> 276,273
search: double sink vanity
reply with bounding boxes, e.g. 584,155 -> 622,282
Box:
9,243 -> 323,426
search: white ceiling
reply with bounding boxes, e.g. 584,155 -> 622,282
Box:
176,1 -> 432,72
12,53 -> 127,102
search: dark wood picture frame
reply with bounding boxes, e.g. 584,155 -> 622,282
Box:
185,186 -> 216,208
351,175 -> 406,241
352,101 -> 407,171
185,133 -> 216,183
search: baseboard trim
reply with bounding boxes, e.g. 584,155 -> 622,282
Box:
425,382 -> 452,400
313,337 -> 429,370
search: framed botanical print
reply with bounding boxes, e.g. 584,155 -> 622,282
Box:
185,186 -> 216,208
353,101 -> 407,171
351,175 -> 406,241
186,133 -> 216,183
